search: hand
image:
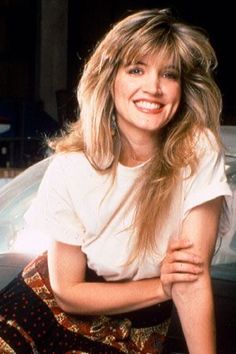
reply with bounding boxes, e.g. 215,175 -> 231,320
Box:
160,239 -> 203,298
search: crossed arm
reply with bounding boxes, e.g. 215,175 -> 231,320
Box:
47,196 -> 223,353
47,240 -> 169,315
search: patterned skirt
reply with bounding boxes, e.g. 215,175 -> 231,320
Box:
0,252 -> 172,353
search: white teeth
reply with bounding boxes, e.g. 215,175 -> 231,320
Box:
135,101 -> 161,110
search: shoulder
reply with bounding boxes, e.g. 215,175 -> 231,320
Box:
193,128 -> 221,156
182,127 -> 228,191
36,152 -> 96,192
47,151 -> 94,177
182,128 -> 222,181
50,151 -> 89,167
42,152 -> 110,192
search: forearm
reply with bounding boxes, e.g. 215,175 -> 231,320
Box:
53,277 -> 170,315
172,273 -> 216,354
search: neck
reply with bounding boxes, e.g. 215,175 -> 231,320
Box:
119,133 -> 157,167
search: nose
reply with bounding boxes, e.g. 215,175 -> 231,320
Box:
142,72 -> 162,96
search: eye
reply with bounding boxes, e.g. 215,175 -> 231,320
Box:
162,71 -> 179,80
127,66 -> 144,75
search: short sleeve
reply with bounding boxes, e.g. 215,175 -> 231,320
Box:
183,131 -> 232,238
24,155 -> 85,246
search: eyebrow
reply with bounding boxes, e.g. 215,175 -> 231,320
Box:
124,61 -> 147,67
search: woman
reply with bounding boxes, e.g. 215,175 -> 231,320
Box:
0,8 -> 232,354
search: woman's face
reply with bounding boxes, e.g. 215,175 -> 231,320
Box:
113,53 -> 181,140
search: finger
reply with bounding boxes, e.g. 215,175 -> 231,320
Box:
168,238 -> 193,252
162,261 -> 203,275
162,272 -> 199,285
167,250 -> 203,265
171,262 -> 203,275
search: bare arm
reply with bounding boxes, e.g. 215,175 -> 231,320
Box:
47,240 -> 169,315
47,225 -> 204,316
171,197 -> 223,354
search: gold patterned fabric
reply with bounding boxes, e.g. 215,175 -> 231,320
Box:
0,252 -> 172,353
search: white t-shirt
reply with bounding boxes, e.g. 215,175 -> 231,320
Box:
24,131 -> 232,281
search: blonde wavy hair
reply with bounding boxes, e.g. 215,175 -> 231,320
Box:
49,8 -> 223,259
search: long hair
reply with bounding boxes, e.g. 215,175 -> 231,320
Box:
49,9 -> 223,259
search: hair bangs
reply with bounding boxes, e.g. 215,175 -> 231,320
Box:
120,30 -> 181,74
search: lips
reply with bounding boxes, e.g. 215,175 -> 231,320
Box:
134,100 -> 163,113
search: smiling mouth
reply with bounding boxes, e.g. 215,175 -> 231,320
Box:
134,100 -> 163,112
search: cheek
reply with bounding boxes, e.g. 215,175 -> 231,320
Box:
114,73 -> 136,101
170,85 -> 181,105
114,85 -> 131,111
113,78 -> 124,102
176,82 -> 181,98
116,78 -> 128,92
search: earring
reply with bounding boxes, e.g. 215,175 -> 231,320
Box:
111,114 -> 117,136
